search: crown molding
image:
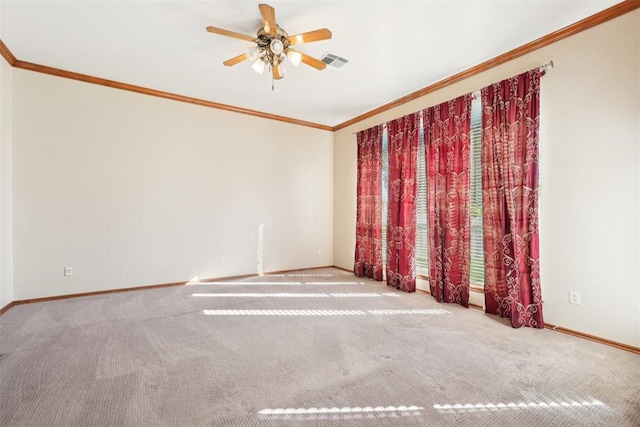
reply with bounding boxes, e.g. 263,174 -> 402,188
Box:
12,60 -> 333,131
333,0 -> 640,131
0,39 -> 17,66
0,41 -> 332,131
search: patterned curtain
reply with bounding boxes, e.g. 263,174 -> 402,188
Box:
481,69 -> 544,328
386,113 -> 420,292
423,95 -> 472,307
354,125 -> 384,281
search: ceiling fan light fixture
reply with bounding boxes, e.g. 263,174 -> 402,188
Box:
287,50 -> 302,66
246,46 -> 261,62
251,59 -> 266,75
270,38 -> 284,55
277,63 -> 287,76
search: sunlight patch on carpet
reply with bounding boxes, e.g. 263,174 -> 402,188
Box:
191,281 -> 366,286
287,274 -> 335,277
203,309 -> 452,316
306,281 -> 367,285
433,399 -> 605,413
193,292 -> 399,298
258,405 -> 423,420
369,309 -> 451,315
332,293 -> 400,298
203,309 -> 366,316
194,293 -> 331,298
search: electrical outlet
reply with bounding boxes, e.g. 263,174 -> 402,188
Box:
569,291 -> 581,305
316,249 -> 322,256
64,266 -> 73,276
219,256 -> 225,264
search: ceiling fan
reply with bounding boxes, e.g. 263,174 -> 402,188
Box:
206,3 -> 332,81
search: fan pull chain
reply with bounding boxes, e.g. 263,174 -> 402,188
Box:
270,64 -> 275,91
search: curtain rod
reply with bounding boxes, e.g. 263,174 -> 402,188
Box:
351,61 -> 554,136
540,60 -> 554,72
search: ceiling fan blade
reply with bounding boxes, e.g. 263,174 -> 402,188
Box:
288,28 -> 332,45
223,53 -> 248,67
259,4 -> 277,37
206,26 -> 256,43
288,49 -> 327,70
272,65 -> 283,80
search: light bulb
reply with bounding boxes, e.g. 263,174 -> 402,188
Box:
287,50 -> 302,66
278,63 -> 287,76
270,39 -> 284,55
246,46 -> 260,62
251,59 -> 265,75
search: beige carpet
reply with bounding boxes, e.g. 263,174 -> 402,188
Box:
0,267 -> 638,426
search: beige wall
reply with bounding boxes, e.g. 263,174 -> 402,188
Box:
334,11 -> 640,347
0,53 -> 14,307
12,70 -> 334,300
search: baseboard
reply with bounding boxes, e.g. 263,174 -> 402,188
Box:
0,265 -> 337,315
260,265 -> 335,277
416,286 -> 639,354
0,301 -> 15,315
332,265 -> 353,273
544,323 -> 640,355
10,280 -> 188,307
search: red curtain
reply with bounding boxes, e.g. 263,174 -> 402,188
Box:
354,125 -> 384,281
423,95 -> 472,307
481,70 -> 544,328
386,113 -> 420,292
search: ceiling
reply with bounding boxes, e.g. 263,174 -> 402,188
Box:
0,1 -> 623,128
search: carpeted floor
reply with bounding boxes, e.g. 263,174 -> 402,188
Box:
0,267 -> 638,426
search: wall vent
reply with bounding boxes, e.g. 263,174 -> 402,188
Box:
319,53 -> 349,69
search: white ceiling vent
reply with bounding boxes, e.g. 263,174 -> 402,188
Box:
320,53 -> 349,70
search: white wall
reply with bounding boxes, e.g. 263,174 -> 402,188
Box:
12,70 -> 333,300
538,11 -> 639,348
334,11 -> 640,347
0,51 -> 14,307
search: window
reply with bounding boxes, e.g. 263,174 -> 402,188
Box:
416,122 -> 429,275
381,104 -> 480,283
381,128 -> 389,271
381,126 -> 428,277
469,94 -> 484,286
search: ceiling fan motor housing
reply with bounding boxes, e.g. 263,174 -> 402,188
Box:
257,25 -> 290,66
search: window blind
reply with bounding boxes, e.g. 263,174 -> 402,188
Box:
381,128 -> 389,271
416,124 -> 429,275
469,94 -> 485,286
